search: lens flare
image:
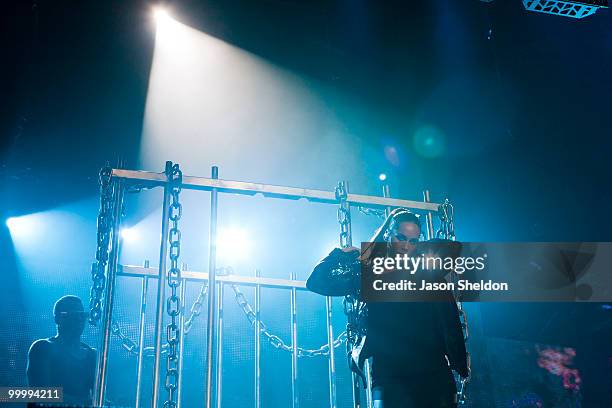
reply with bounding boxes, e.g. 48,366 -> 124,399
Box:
217,228 -> 252,261
121,227 -> 139,243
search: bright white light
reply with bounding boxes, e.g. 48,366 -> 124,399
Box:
6,217 -> 16,229
121,227 -> 138,243
6,216 -> 36,239
379,173 -> 387,182
217,228 -> 251,261
153,7 -> 170,25
140,16 -> 364,185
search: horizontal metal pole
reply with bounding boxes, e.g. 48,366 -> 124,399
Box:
119,265 -> 308,290
111,169 -> 440,212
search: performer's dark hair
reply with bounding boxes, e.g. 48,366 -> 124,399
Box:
391,211 -> 421,230
361,208 -> 421,259
369,208 -> 421,243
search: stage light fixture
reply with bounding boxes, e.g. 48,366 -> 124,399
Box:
6,216 -> 35,239
6,217 -> 15,228
153,7 -> 170,24
523,0 -> 608,18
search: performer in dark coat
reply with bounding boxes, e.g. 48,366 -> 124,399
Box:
308,208 -> 469,408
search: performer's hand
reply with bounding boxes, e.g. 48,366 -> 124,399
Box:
341,246 -> 360,253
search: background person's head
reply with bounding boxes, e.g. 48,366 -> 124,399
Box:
53,295 -> 86,340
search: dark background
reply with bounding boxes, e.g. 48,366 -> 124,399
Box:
1,0 -> 611,406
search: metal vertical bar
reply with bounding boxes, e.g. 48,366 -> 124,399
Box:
205,166 -> 219,408
152,172 -> 172,408
338,180 -> 360,408
177,267 -> 188,408
382,182 -> 391,218
423,190 -> 435,240
290,271 -> 299,408
94,179 -> 124,407
254,269 -> 261,408
135,260 -> 150,408
364,360 -> 373,408
363,182 -> 382,408
325,297 -> 337,408
350,365 -> 361,408
216,282 -> 224,408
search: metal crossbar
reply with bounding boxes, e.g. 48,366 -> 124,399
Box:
119,265 -> 307,289
111,169 -> 440,212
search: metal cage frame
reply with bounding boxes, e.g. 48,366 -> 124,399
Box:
90,163 -> 462,408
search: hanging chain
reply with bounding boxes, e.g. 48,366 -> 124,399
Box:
111,320 -> 168,357
335,182 -> 351,249
334,181 -> 369,370
434,198 -> 470,404
357,206 -> 385,220
436,198 -> 456,240
343,295 -> 367,338
183,283 -> 209,335
111,276 -> 343,359
230,284 -> 346,357
89,167 -> 114,325
111,320 -> 139,354
163,162 -> 183,408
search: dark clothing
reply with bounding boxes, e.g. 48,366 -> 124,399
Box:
307,248 -> 360,296
365,296 -> 469,377
308,247 -> 468,407
367,300 -> 464,407
372,367 -> 457,408
366,300 -> 465,407
27,337 -> 96,407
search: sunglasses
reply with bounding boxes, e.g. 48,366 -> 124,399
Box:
393,233 -> 419,245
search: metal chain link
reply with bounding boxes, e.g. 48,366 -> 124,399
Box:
335,181 -> 367,363
183,283 -> 209,335
164,162 -> 183,408
111,319 -> 168,357
230,284 -> 346,357
89,167 -> 114,325
335,182 -> 351,249
357,206 -> 385,220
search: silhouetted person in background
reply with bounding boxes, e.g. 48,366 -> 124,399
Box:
308,209 -> 469,407
27,295 -> 96,407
